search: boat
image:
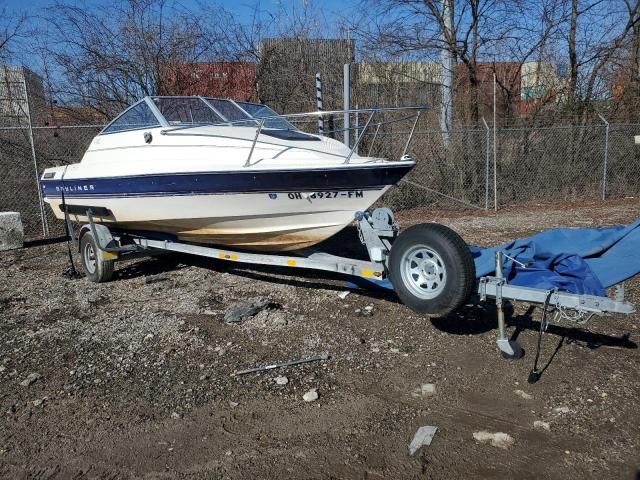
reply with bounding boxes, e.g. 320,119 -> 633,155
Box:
40,96 -> 416,251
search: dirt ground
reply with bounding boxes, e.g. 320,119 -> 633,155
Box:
1,200 -> 639,479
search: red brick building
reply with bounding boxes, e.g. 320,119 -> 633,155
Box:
455,62 -> 522,120
158,62 -> 257,101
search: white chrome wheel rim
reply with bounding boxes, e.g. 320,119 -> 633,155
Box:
84,242 -> 97,274
400,245 -> 447,300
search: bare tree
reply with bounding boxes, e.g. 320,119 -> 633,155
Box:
561,0 -> 639,111
627,0 -> 640,87
601,0 -> 640,116
354,0 -> 554,125
353,0 -> 640,124
0,4 -> 28,63
41,0 -> 239,116
488,0 -> 566,123
251,1 -> 352,114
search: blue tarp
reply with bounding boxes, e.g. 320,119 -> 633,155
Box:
352,219 -> 640,297
473,219 -> 640,296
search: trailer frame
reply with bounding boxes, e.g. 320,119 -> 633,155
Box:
73,207 -> 636,359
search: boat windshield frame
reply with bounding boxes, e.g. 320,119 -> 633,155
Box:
98,98 -> 167,135
231,101 -> 295,130
99,96 -> 296,135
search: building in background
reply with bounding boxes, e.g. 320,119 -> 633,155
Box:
154,54 -> 569,124
258,38 -> 355,113
520,61 -> 566,113
454,62 -> 522,122
355,62 -> 442,108
45,106 -> 108,126
159,62 -> 257,101
0,66 -> 47,127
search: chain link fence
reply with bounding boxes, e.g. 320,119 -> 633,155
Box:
387,121 -> 640,211
0,125 -> 102,238
1,121 -> 639,240
495,125 -> 606,206
606,124 -> 640,198
394,128 -> 489,210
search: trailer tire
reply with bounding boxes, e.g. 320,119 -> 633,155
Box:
80,231 -> 114,283
389,223 -> 475,317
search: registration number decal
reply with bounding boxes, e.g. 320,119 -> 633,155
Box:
285,191 -> 364,200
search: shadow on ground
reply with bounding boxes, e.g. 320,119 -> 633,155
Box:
433,301 -> 637,350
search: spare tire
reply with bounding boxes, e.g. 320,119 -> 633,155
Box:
389,223 -> 476,316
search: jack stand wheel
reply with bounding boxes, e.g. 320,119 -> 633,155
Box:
498,340 -> 524,360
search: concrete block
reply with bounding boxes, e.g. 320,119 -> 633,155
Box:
0,212 -> 24,251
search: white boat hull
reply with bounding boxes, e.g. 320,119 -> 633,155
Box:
46,188 -> 389,251
41,119 -> 415,252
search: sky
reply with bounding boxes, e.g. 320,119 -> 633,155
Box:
3,0 -> 621,81
2,0 -> 356,68
3,0 -> 353,23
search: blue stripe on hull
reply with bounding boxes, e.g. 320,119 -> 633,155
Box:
41,163 -> 413,199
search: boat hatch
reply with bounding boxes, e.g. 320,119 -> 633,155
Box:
260,129 -> 320,141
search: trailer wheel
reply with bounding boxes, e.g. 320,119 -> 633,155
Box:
389,223 -> 475,316
80,231 -> 114,283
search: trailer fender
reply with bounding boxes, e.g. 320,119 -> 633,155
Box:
78,223 -> 115,255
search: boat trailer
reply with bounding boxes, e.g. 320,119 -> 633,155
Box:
68,207 -> 636,364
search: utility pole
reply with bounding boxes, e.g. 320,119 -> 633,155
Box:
440,0 -> 454,146
344,63 -> 351,148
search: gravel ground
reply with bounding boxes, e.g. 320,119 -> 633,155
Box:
1,199 -> 639,479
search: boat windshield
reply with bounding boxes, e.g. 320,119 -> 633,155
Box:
152,97 -> 223,126
235,102 -> 294,130
101,101 -> 160,134
205,98 -> 256,126
101,97 -> 298,134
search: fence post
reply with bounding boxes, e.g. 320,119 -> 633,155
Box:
598,113 -> 609,201
493,95 -> 498,212
482,117 -> 490,209
22,74 -> 49,237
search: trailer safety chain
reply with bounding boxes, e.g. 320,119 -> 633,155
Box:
554,304 -> 593,324
528,289 -> 556,384
60,169 -> 82,280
